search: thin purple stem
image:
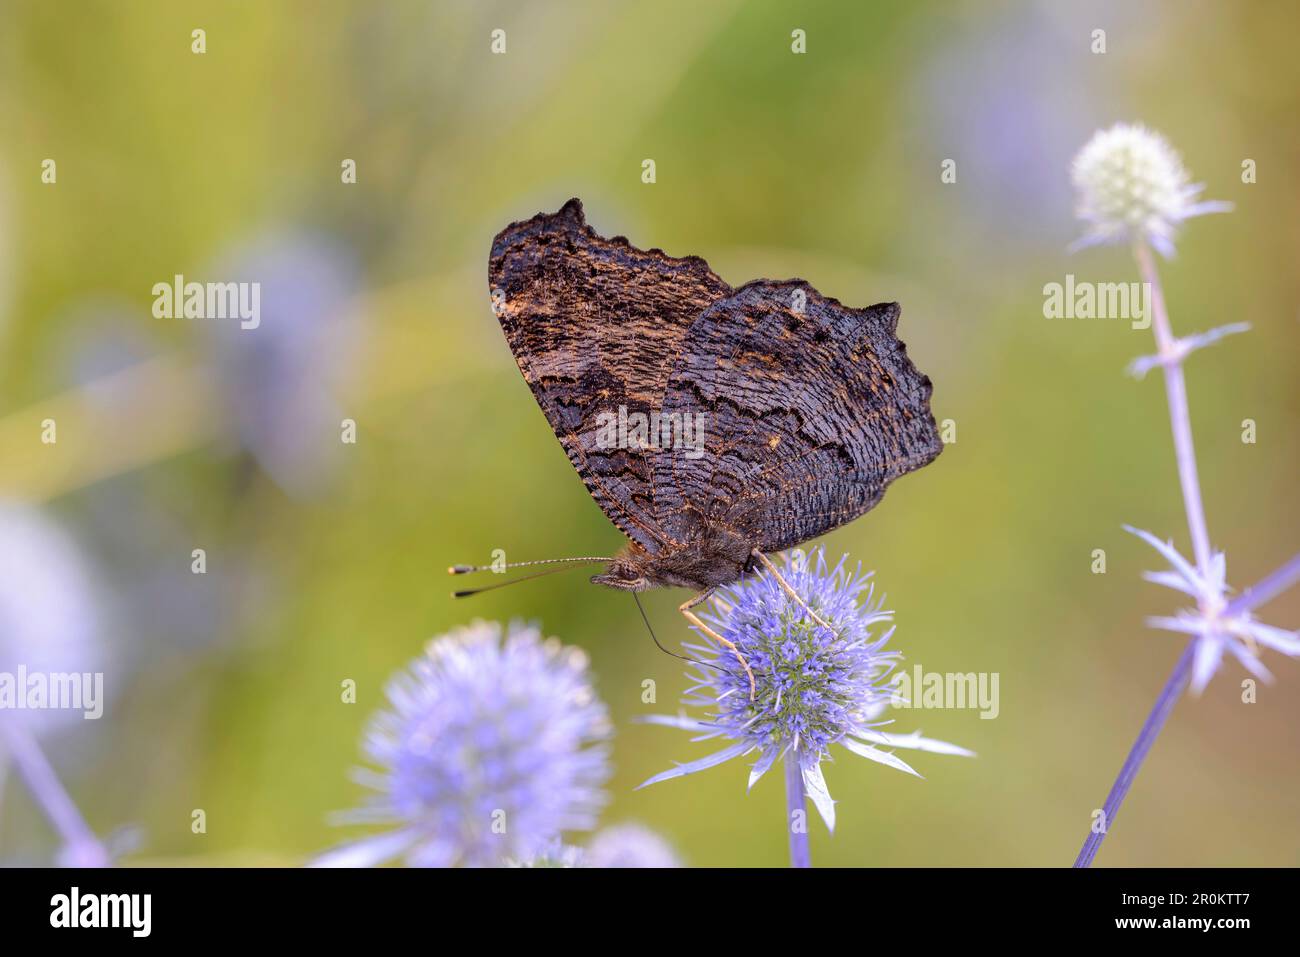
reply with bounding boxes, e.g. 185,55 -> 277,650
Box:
1225,551 -> 1300,617
1074,642 -> 1194,867
1135,243 -> 1214,580
1076,243 -> 1214,868
784,755 -> 811,868
0,719 -> 109,866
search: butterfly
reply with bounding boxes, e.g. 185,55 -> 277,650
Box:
455,199 -> 943,695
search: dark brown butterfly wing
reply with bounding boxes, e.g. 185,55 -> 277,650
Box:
488,199 -> 731,552
654,280 -> 942,551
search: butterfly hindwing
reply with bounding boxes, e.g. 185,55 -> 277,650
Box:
655,280 -> 943,551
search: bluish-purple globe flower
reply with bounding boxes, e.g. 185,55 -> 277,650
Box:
639,548 -> 972,831
317,620 -> 612,867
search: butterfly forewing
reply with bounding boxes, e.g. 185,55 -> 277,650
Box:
488,199 -> 730,552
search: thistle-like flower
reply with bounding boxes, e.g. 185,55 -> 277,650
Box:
1070,123 -> 1231,258
639,548 -> 972,832
1128,527 -> 1300,694
317,620 -> 613,867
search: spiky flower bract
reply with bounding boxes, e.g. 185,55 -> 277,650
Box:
639,548 -> 971,831
1128,527 -> 1300,694
317,620 -> 612,867
1071,123 -> 1231,258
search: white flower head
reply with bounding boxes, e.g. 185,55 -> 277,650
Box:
1071,123 -> 1231,258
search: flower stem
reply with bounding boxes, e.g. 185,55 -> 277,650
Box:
784,755 -> 812,868
0,719 -> 109,866
1135,243 -> 1213,580
1073,642 -> 1194,867
1077,244 -> 1213,868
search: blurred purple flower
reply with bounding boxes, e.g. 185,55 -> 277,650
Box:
0,503 -> 108,737
208,232 -> 361,496
912,5 -> 1114,247
639,548 -> 972,833
585,823 -> 681,868
317,620 -> 612,868
45,303 -> 247,658
0,505 -> 116,866
506,837 -> 585,868
508,825 -> 680,868
53,298 -> 159,387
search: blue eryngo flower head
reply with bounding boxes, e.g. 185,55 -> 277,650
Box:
639,548 -> 973,831
1128,527 -> 1300,694
1071,123 -> 1232,258
316,620 -> 613,867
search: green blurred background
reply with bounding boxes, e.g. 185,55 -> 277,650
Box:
1,0 -> 1297,867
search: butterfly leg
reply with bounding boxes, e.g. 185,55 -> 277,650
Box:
679,592 -> 756,701
751,549 -> 835,633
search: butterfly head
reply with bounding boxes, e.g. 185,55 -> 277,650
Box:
590,550 -> 651,592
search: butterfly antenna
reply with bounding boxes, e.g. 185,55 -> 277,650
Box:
632,592 -> 723,675
451,564 -> 596,598
448,556 -> 611,575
